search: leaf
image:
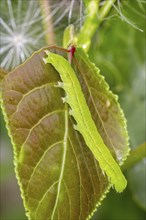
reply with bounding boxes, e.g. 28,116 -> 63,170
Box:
0,68 -> 8,94
0,68 -> 8,83
63,24 -> 75,49
1,47 -> 129,220
73,48 -> 129,162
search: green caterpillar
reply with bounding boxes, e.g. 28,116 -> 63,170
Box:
43,50 -> 127,193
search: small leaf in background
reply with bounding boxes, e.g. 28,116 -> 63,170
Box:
1,46 -> 129,219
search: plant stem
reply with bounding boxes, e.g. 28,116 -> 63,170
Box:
98,0 -> 116,20
77,0 -> 116,51
122,142 -> 146,171
39,0 -> 55,45
83,0 -> 100,8
77,0 -> 99,51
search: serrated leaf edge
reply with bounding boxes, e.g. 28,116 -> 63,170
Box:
0,47 -> 130,220
76,48 -> 130,220
0,93 -> 30,218
76,48 -> 130,164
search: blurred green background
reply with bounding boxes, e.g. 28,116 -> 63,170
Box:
0,0 -> 145,219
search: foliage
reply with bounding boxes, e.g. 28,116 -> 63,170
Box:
0,45 -> 128,219
0,0 -> 145,219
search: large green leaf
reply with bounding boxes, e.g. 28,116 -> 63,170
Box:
1,47 -> 129,219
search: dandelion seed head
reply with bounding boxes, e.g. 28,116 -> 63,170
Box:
13,34 -> 25,47
0,0 -> 46,70
0,0 -> 85,70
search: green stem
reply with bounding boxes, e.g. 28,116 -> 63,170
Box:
39,0 -> 55,45
98,0 -> 116,20
77,0 -> 99,51
83,0 -> 100,8
77,0 -> 116,51
122,142 -> 146,171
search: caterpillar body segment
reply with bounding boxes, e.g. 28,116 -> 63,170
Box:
43,51 -> 127,193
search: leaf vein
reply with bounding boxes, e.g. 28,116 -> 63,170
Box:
50,106 -> 68,220
26,140 -> 63,193
18,109 -> 64,159
63,180 -> 71,220
10,82 -> 56,119
68,136 -> 82,219
90,87 -> 118,154
34,180 -> 59,218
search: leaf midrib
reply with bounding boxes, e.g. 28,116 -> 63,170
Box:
51,104 -> 69,220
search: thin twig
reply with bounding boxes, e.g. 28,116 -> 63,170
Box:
39,0 -> 55,45
122,142 -> 146,171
